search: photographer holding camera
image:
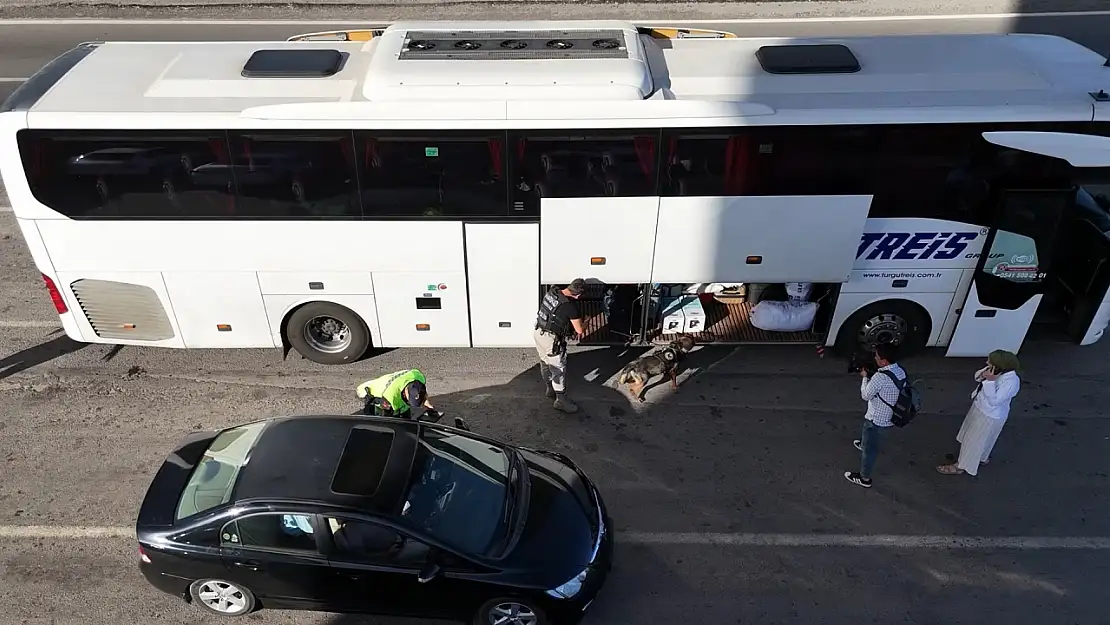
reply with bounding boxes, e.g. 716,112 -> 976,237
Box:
936,350 -> 1021,477
845,343 -> 906,489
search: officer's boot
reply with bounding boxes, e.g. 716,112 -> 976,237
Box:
553,393 -> 578,414
539,364 -> 556,399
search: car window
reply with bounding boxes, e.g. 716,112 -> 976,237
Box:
221,513 -> 318,553
175,524 -> 221,547
400,430 -> 511,556
175,421 -> 268,521
324,517 -> 430,568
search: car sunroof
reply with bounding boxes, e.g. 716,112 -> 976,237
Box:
331,426 -> 395,496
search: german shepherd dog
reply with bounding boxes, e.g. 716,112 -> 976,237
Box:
616,335 -> 697,402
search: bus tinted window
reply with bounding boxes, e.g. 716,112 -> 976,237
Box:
868,124 -> 994,226
355,132 -> 508,218
17,130 -> 235,219
511,131 -> 660,215
227,132 -> 361,219
662,127 -> 878,197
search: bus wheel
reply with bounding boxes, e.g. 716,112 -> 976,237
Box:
285,302 -> 371,365
834,300 -> 930,358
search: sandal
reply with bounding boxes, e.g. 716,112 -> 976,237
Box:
936,464 -> 965,475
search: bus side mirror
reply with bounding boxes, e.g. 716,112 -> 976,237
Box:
453,417 -> 472,431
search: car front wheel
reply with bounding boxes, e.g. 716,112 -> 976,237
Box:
473,597 -> 549,625
188,578 -> 257,617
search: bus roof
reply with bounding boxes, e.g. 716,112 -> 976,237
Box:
7,20 -> 1110,126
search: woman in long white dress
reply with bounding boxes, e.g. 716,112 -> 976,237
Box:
936,349 -> 1021,476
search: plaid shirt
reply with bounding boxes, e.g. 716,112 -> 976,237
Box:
861,363 -> 906,427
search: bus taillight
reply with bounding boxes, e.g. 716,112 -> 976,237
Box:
41,274 -> 68,315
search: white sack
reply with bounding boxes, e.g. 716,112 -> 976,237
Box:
750,300 -> 818,333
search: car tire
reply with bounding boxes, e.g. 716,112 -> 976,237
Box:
472,597 -> 550,625
834,299 -> 930,358
188,579 -> 257,617
285,301 -> 371,365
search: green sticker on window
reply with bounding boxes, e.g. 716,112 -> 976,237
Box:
425,147 -> 439,157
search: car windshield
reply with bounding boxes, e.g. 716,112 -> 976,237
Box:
401,429 -> 512,556
174,421 -> 268,521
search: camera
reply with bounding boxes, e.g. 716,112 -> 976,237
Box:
848,352 -> 879,375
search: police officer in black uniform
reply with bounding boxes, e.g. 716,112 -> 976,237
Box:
534,278 -> 587,413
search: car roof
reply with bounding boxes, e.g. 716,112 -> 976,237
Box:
232,414 -> 421,515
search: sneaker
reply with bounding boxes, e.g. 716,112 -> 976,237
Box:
853,439 -> 863,452
844,471 -> 872,488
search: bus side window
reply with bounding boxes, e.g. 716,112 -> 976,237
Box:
660,126 -> 877,198
355,131 -> 508,219
509,131 -> 660,216
659,134 -> 735,197
226,131 -> 361,220
15,130 -> 235,220
868,124 -> 998,227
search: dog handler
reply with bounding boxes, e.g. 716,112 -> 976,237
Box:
534,279 -> 587,413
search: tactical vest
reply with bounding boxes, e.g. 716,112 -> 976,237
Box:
535,288 -> 572,337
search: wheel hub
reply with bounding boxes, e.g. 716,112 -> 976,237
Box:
490,602 -> 537,625
858,313 -> 909,349
304,315 -> 352,354
197,581 -> 247,614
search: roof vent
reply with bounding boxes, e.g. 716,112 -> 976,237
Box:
397,29 -> 631,60
755,43 -> 861,75
242,48 -> 345,78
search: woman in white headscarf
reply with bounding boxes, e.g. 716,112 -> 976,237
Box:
936,349 -> 1021,476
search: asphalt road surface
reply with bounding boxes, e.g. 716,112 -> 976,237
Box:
2,14 -> 1110,625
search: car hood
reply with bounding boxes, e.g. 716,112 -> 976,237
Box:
499,448 -> 599,585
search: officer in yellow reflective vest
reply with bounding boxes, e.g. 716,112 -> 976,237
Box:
355,369 -> 438,420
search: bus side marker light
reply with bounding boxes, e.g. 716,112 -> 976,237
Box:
217,324 -> 232,332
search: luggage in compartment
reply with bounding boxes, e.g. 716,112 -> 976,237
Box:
750,300 -> 819,333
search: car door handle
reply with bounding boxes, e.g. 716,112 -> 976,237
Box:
231,560 -> 261,571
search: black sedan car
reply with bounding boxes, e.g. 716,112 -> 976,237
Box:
136,413 -> 613,624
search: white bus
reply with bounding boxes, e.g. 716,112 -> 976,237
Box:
2,21 -> 1110,365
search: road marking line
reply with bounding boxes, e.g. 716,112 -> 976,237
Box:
0,12 -> 1108,26
3,525 -> 1110,549
0,77 -> 27,82
622,532 -> 1110,549
0,320 -> 60,328
0,525 -> 133,538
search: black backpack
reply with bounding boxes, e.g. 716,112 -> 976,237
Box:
877,369 -> 922,427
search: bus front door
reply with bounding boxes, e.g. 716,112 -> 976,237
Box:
1052,213 -> 1110,346
946,131 -> 1110,357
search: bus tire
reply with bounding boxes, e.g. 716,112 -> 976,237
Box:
285,302 -> 371,365
834,299 -> 930,359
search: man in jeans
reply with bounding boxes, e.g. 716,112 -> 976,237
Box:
845,343 -> 905,488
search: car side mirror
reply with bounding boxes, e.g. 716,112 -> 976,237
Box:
453,417 -> 472,431
417,554 -> 441,584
